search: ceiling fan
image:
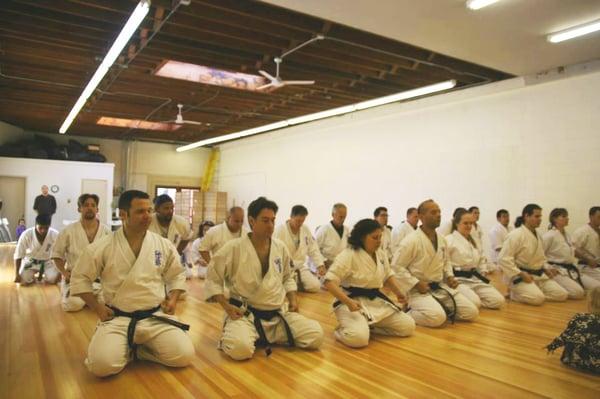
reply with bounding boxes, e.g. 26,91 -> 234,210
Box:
161,103 -> 208,126
257,57 -> 315,91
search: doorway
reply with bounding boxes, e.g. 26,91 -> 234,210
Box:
0,176 -> 26,241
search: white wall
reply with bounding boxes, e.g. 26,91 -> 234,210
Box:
216,68 -> 600,235
0,157 -> 114,230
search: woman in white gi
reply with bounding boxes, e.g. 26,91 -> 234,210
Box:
205,197 -> 323,360
71,190 -> 194,377
274,205 -> 325,293
52,194 -> 111,311
542,208 -> 591,295
185,220 -> 215,279
498,204 -> 568,305
324,219 -> 415,348
14,214 -> 59,285
445,210 -> 505,309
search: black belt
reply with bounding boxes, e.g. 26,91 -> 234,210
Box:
109,305 -> 190,360
228,298 -> 295,356
548,261 -> 584,288
295,268 -> 306,292
429,282 -> 457,324
333,286 -> 401,313
452,269 -> 490,284
513,266 -> 544,284
23,259 -> 46,281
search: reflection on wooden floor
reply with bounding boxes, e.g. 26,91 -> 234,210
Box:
0,243 -> 598,398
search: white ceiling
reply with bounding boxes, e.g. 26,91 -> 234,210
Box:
262,0 -> 600,76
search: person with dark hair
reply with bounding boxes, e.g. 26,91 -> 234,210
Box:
498,204 -> 568,305
199,206 -> 248,265
392,207 -> 418,253
15,218 -> 26,240
446,210 -> 505,309
392,200 -> 479,327
149,194 -> 192,273
324,219 -> 415,348
33,184 -> 57,220
489,209 -> 511,264
572,207 -> 600,286
185,221 -> 215,279
374,206 -> 393,261
316,203 -> 350,271
13,213 -> 59,285
205,196 -> 323,360
274,205 -> 325,293
70,189 -> 194,377
545,209 -> 599,292
438,207 -> 467,237
52,193 -> 111,312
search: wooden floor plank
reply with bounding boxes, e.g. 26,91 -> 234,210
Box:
1,243 -> 598,398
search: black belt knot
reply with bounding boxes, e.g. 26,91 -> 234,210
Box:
332,286 -> 401,313
428,282 -> 457,324
109,305 -> 190,360
228,298 -> 295,356
513,266 -> 544,284
452,268 -> 490,284
547,261 -> 583,288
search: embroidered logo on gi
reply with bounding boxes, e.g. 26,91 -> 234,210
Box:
46,244 -> 52,252
154,250 -> 162,266
274,257 -> 282,273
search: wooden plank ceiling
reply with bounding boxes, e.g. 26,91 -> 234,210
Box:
0,0 -> 512,144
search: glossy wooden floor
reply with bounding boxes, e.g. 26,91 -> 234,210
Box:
1,243 -> 599,399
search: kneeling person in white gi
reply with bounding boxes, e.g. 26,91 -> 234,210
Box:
572,206 -> 600,286
274,205 -> 325,293
70,190 -> 194,377
52,194 -> 111,312
14,214 -> 59,285
324,219 -> 415,348
392,200 -> 479,327
498,204 -> 568,305
149,194 -> 193,278
205,196 -> 324,360
445,210 -> 505,309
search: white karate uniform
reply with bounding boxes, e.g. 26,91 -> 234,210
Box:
198,221 -> 249,257
445,231 -> 505,309
392,229 -> 479,327
380,226 -> 393,262
204,234 -> 324,360
14,227 -> 60,284
315,222 -> 349,264
489,222 -> 512,264
149,214 -> 192,277
572,224 -> 600,284
392,221 -> 416,253
185,237 -> 209,279
274,222 -> 325,293
543,228 -> 595,294
70,229 -> 194,377
498,226 -> 568,305
51,221 -> 111,311
325,248 -> 415,348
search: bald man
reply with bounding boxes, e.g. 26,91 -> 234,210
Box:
199,206 -> 249,265
392,200 -> 479,327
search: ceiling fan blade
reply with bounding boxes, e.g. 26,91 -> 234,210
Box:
183,120 -> 203,126
256,82 -> 274,90
258,70 -> 276,81
281,80 -> 315,85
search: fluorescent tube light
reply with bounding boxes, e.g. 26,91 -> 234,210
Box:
176,79 -> 456,152
466,0 -> 501,10
59,1 -> 150,134
547,19 -> 600,43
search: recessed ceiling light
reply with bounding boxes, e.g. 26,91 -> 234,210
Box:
547,19 -> 600,43
97,116 -> 182,131
466,0 -> 501,10
154,60 -> 268,91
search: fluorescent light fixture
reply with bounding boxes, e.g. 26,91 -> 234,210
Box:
154,60 -> 268,91
547,19 -> 600,43
97,116 -> 182,131
59,1 -> 150,134
466,0 -> 501,10
176,80 -> 456,152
